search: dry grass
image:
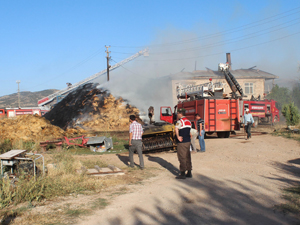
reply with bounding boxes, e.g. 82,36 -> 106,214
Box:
0,149 -> 156,225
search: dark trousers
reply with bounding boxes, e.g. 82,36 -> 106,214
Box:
177,142 -> 192,172
129,140 -> 144,168
245,123 -> 252,139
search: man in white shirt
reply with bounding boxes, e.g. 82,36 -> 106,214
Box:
244,108 -> 254,140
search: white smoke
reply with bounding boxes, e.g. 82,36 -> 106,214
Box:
93,12 -> 300,120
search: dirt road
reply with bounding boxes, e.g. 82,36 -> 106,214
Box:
77,132 -> 300,225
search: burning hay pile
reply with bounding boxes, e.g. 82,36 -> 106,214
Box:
44,83 -> 139,131
0,114 -> 66,142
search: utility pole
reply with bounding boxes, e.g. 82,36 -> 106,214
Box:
16,80 -> 21,109
105,45 -> 111,81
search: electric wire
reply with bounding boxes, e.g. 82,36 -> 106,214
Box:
111,17 -> 300,56
111,6 -> 300,48
124,30 -> 300,62
27,48 -> 104,89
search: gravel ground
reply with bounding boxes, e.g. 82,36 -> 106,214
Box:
76,130 -> 300,225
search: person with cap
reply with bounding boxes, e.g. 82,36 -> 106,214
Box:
244,108 -> 254,140
175,108 -> 192,179
129,115 -> 144,169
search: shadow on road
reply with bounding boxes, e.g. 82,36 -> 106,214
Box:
116,154 -> 130,167
145,155 -> 179,176
106,174 -> 298,225
268,159 -> 300,186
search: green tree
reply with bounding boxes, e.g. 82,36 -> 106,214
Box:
266,85 -> 292,110
282,102 -> 300,126
292,84 -> 300,109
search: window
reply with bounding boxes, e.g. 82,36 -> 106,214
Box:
245,83 -> 254,94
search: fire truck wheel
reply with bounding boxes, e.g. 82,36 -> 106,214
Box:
224,131 -> 230,138
217,132 -> 226,138
253,117 -> 259,128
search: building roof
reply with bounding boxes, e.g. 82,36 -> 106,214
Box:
168,68 -> 279,81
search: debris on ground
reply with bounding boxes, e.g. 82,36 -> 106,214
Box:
44,83 -> 140,131
76,164 -> 124,176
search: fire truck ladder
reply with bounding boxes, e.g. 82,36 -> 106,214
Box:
208,99 -> 217,131
38,48 -> 148,107
176,81 -> 223,99
223,70 -> 244,99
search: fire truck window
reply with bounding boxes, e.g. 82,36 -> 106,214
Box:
244,104 -> 249,110
245,83 -> 254,94
162,108 -> 171,116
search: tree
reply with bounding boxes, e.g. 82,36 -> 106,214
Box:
292,84 -> 300,109
282,102 -> 300,126
266,85 -> 292,110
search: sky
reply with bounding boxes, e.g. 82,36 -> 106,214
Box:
1,0 -> 300,109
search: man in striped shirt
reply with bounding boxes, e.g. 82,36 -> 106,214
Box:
129,115 -> 144,169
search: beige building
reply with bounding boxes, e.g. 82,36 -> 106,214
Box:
168,68 -> 278,106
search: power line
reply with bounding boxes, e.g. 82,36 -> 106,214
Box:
27,48 -> 104,89
110,6 -> 300,49
110,58 -> 141,78
111,17 -> 300,56
127,30 -> 300,62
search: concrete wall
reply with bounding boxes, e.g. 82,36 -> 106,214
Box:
171,78 -> 265,106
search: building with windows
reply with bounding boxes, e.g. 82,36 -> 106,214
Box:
166,67 -> 278,106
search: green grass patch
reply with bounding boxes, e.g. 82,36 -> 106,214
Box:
272,129 -> 300,142
90,198 -> 108,210
276,186 -> 300,214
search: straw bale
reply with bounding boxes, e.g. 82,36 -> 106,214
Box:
44,83 -> 140,131
0,114 -> 67,142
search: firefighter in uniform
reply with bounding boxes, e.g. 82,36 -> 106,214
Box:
175,108 -> 192,179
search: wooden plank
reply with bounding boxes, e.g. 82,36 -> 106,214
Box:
0,150 -> 27,160
76,166 -> 123,176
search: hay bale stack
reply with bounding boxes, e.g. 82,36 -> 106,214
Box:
44,83 -> 139,131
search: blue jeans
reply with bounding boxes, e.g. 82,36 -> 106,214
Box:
198,130 -> 205,152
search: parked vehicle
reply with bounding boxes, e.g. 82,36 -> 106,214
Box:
240,99 -> 280,127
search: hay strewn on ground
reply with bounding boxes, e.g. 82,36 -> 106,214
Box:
0,114 -> 66,142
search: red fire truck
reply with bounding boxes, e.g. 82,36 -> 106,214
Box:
159,60 -> 280,137
160,98 -> 240,138
159,65 -> 243,138
0,108 -> 49,118
0,109 -> 5,118
240,99 -> 280,127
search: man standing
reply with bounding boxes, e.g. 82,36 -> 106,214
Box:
175,108 -> 192,179
129,115 -> 144,169
190,127 -> 198,153
244,108 -> 254,140
195,114 -> 205,152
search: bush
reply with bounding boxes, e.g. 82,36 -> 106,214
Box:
282,102 -> 300,126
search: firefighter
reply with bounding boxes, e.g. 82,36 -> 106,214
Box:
148,106 -> 155,124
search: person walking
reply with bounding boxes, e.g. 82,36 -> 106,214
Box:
244,108 -> 254,140
129,115 -> 144,169
190,127 -> 198,153
175,108 -> 192,179
195,114 -> 205,152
